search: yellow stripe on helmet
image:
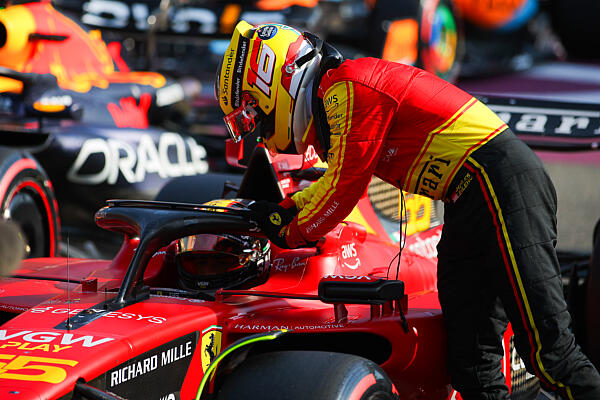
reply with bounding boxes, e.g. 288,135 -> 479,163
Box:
217,20 -> 254,115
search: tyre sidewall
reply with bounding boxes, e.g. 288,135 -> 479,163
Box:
216,351 -> 398,400
0,150 -> 60,257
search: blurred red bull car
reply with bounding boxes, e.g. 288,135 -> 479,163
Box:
0,0 -> 238,259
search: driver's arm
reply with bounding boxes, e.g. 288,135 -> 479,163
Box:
285,80 -> 398,246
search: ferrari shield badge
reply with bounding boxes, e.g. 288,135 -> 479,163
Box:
269,212 -> 282,225
201,325 -> 222,372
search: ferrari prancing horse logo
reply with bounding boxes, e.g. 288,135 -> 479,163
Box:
201,325 -> 222,372
269,212 -> 282,225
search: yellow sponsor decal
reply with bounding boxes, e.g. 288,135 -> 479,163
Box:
0,77 -> 23,94
344,207 -> 376,235
0,5 -> 37,72
0,341 -> 71,353
0,354 -> 78,383
33,102 -> 66,113
203,199 -> 237,212
402,193 -> 432,236
323,82 -> 352,136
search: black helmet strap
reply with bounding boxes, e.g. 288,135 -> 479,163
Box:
295,32 -> 323,70
304,32 -> 343,160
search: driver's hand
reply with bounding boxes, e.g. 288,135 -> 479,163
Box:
248,200 -> 297,249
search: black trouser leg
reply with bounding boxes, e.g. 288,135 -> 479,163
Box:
437,130 -> 600,399
437,244 -> 510,399
438,166 -> 512,400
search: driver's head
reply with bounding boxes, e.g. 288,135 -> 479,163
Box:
215,21 -> 321,155
176,233 -> 270,291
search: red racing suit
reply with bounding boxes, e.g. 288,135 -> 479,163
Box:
285,58 -> 507,246
279,58 -> 600,399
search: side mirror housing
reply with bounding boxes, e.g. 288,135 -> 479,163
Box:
318,275 -> 404,305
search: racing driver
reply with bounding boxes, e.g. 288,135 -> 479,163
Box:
214,21 -> 600,399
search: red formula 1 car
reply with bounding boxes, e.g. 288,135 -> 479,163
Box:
0,137 -> 539,400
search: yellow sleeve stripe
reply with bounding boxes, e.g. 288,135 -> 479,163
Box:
403,97 -> 477,189
431,97 -> 478,135
440,122 -> 506,195
297,133 -> 346,224
298,81 -> 353,225
344,81 -> 353,134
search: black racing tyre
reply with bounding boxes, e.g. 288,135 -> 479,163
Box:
154,173 -> 243,204
216,351 -> 399,400
0,150 -> 60,258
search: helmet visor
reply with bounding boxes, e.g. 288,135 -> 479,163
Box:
223,92 -> 260,143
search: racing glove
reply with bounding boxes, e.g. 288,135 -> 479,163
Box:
249,200 -> 311,249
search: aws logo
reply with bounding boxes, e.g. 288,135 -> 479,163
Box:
323,94 -> 338,108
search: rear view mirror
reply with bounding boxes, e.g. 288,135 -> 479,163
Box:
318,275 -> 404,305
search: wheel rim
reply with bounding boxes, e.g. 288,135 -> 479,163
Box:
365,391 -> 396,400
421,1 -> 459,80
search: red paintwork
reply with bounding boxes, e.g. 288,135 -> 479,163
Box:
0,145 -> 524,399
107,93 -> 152,129
0,159 -> 38,201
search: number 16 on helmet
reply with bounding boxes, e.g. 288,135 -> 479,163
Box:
215,21 -> 321,155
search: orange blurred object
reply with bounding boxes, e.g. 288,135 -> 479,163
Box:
0,2 -> 165,93
381,19 -> 419,65
453,0 -> 527,29
255,0 -> 318,11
